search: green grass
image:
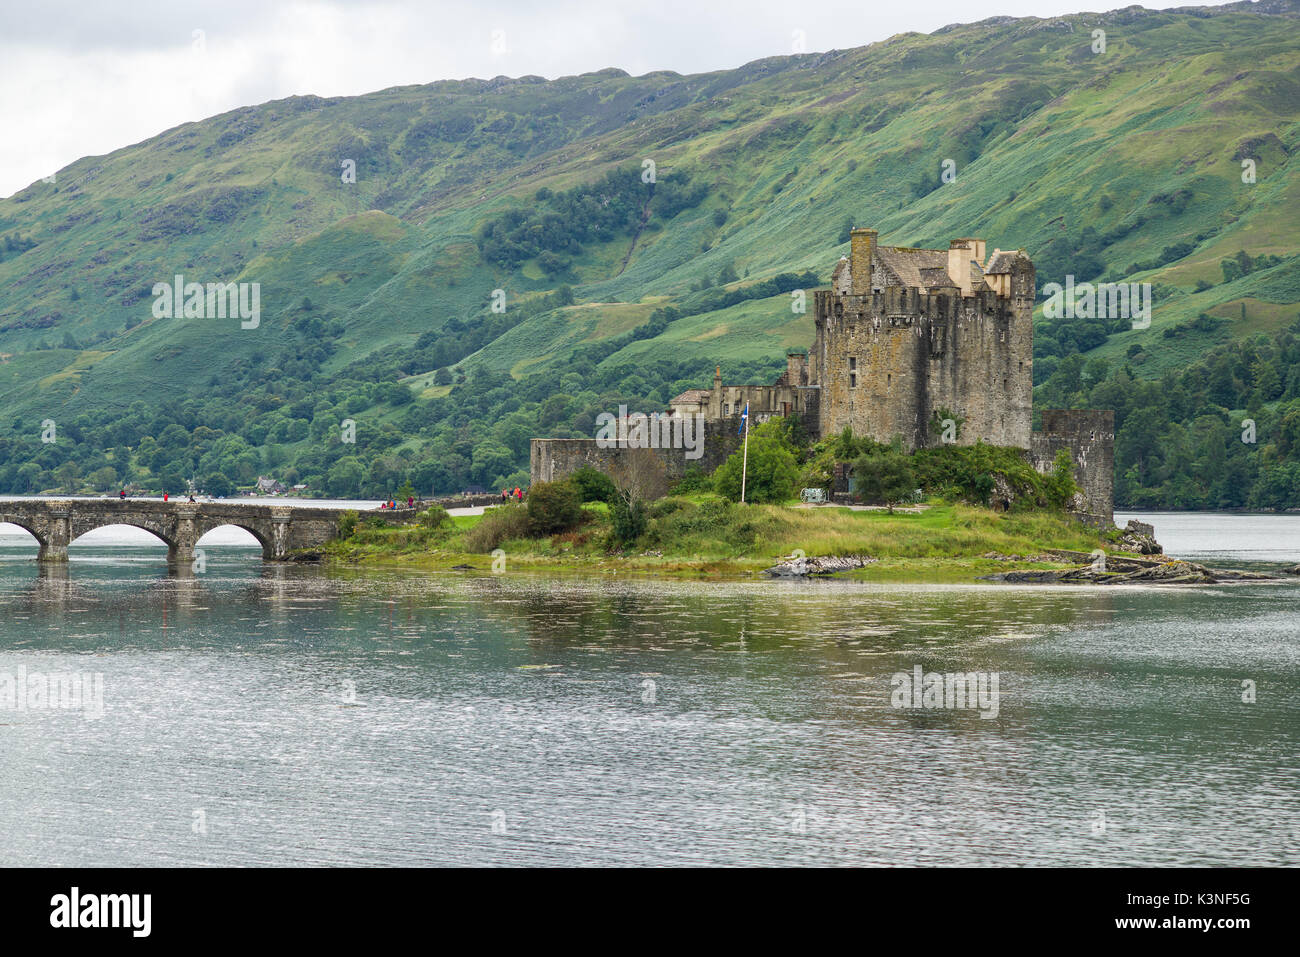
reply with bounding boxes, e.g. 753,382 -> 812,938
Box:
317,498 -> 1116,581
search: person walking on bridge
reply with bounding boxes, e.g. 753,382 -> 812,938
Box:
119,489 -> 126,500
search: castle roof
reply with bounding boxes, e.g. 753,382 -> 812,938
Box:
984,250 -> 1023,274
919,265 -> 959,287
874,246 -> 950,289
669,389 -> 710,405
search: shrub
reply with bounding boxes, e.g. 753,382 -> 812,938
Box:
464,505 -> 533,553
569,466 -> 616,503
647,497 -> 688,520
610,497 -> 647,545
337,509 -> 358,539
1043,449 -> 1080,509
851,451 -> 916,512
526,480 -> 584,535
419,505 -> 450,529
669,466 -> 709,494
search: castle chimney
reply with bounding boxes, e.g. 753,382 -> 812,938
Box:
786,351 -> 806,386
849,228 -> 876,296
948,238 -> 985,296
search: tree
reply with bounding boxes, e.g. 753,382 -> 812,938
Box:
711,421 -> 800,504
526,480 -> 584,535
203,471 -> 235,497
325,457 -> 363,498
606,448 -> 669,544
851,451 -> 916,513
54,460 -> 80,493
88,466 -> 118,490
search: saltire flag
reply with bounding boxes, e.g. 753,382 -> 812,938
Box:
738,402 -> 749,434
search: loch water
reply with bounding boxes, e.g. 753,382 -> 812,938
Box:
0,508 -> 1296,865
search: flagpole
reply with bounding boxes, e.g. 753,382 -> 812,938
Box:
740,404 -> 750,504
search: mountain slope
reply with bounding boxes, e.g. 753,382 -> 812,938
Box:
0,0 -> 1297,503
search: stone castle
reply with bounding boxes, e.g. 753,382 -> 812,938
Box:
531,227 -> 1115,525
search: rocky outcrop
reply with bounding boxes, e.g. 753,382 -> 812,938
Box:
981,559 -> 1279,585
764,554 -> 875,577
1115,519 -> 1163,555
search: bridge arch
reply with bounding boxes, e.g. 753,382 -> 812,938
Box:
0,518 -> 47,550
195,522 -> 273,558
68,522 -> 177,552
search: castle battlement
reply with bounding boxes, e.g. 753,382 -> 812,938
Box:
808,228 -> 1035,451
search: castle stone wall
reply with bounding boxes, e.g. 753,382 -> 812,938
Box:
1030,409 -> 1115,528
531,423 -> 744,487
812,278 -> 1034,451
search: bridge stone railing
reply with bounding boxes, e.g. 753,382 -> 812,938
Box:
0,499 -> 345,564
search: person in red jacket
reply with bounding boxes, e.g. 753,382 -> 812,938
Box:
163,492 -> 169,502
514,487 -> 522,501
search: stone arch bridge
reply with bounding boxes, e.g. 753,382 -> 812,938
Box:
0,500 -> 349,564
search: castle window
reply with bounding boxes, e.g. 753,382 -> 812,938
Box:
724,403 -> 731,415
849,356 -> 857,388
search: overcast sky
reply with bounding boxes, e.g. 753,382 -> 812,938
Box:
0,0 -> 1232,198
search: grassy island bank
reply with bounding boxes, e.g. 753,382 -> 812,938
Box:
318,496 -> 1131,582
316,424 -> 1141,582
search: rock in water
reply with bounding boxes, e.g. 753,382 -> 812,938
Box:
764,554 -> 873,577
1116,519 -> 1163,555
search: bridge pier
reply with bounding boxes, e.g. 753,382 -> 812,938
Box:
265,513 -> 292,561
167,543 -> 196,566
37,509 -> 70,563
168,506 -> 200,567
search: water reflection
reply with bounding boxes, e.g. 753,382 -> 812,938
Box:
0,541 -> 1296,866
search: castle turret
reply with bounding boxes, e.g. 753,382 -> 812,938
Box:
849,228 -> 876,295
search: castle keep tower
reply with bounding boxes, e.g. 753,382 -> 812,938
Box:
532,223 -> 1113,525
810,228 -> 1035,450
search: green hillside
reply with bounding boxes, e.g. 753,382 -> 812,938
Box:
1,1 -> 1298,505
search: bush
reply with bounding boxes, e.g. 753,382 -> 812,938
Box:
711,421 -> 801,503
569,466 -> 616,503
419,505 -> 450,529
464,505 -> 533,552
851,451 -> 916,512
647,497 -> 688,520
337,509 -> 358,539
610,497 -> 647,546
526,480 -> 584,535
1043,449 -> 1079,509
669,466 -> 709,494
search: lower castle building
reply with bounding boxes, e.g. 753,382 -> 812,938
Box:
532,227 -> 1115,526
